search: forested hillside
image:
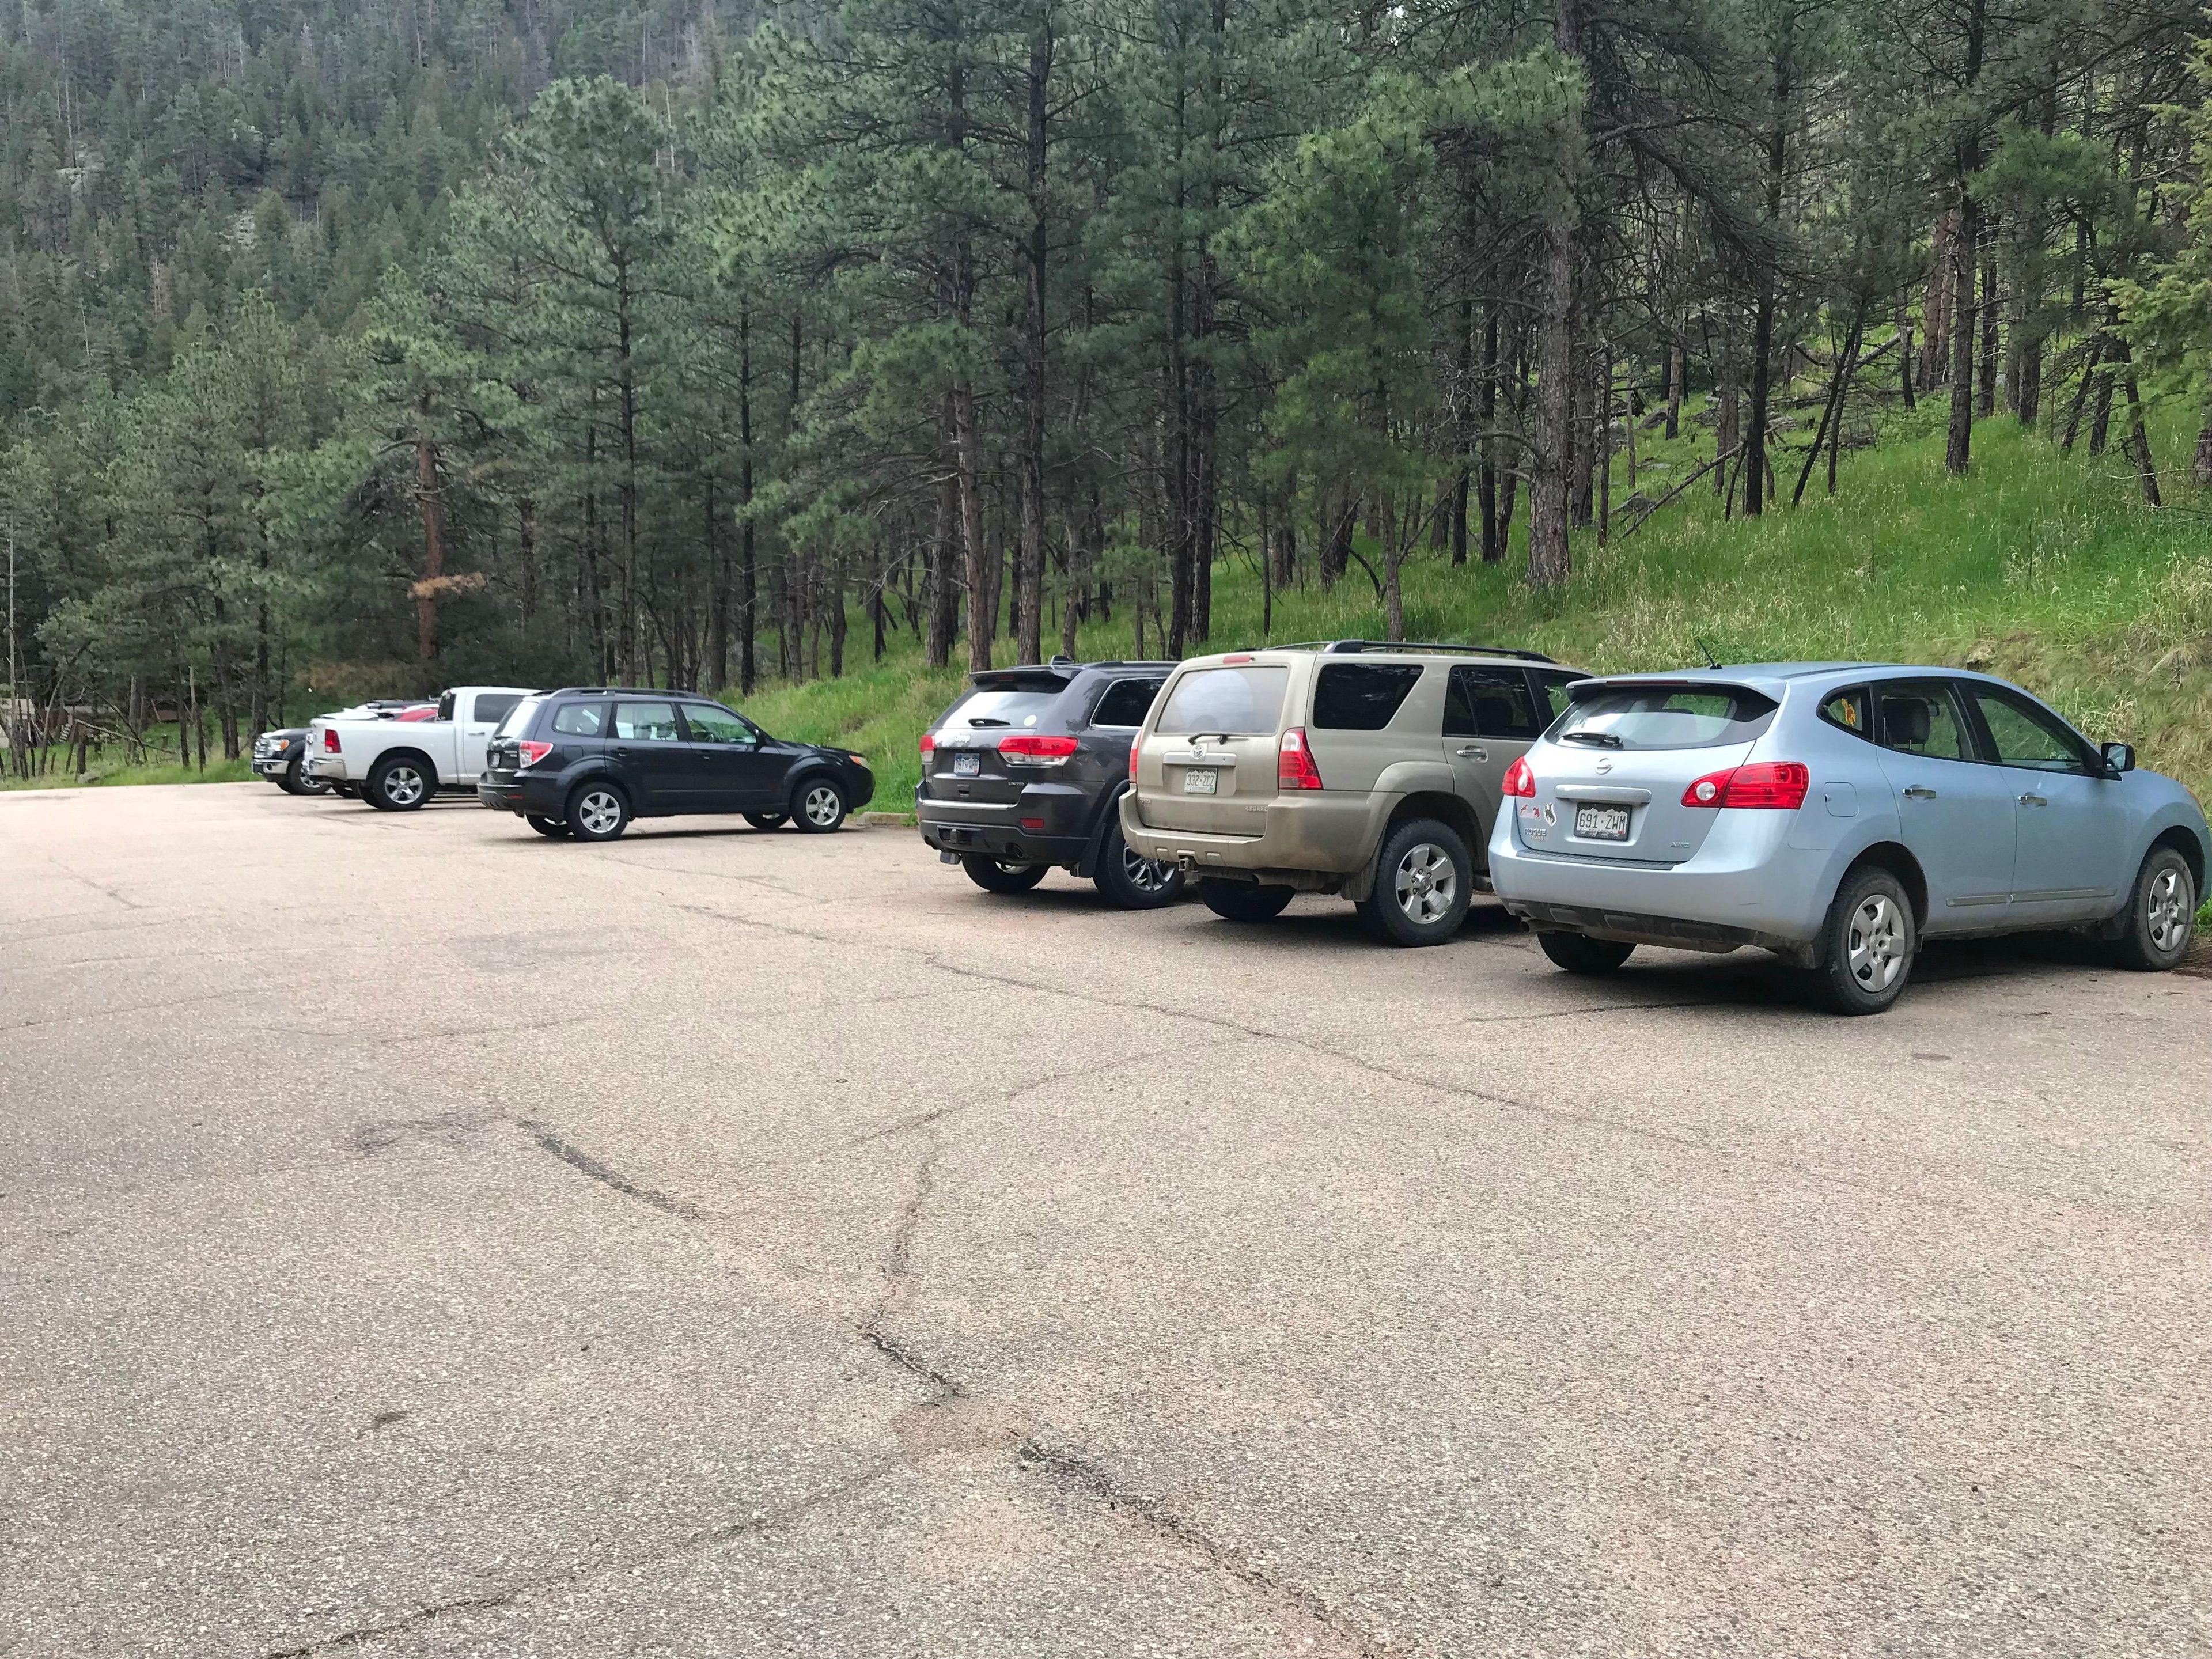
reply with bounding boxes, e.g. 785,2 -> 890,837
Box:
5,0 -> 2212,777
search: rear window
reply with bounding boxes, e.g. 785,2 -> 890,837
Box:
497,695 -> 545,738
937,683 -> 1067,733
1156,666 -> 1291,736
1313,664 -> 1425,731
1090,678 -> 1162,728
1554,684 -> 1778,750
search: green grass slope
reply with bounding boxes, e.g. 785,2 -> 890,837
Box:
753,404 -> 2212,819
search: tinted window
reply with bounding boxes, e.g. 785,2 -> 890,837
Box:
1532,672 -> 1582,721
612,701 -> 680,741
1819,687 -> 1872,740
436,692 -> 456,721
1872,683 -> 1968,760
1969,689 -> 2092,774
498,695 -> 546,738
1312,664 -> 1424,731
472,693 -> 521,728
1156,666 -> 1291,735
682,703 -> 753,744
937,685 -> 1066,732
551,702 -> 607,737
1555,685 -> 1778,750
1090,679 -> 1162,728
1444,668 -> 1542,740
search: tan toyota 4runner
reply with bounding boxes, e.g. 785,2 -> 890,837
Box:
1120,641 -> 1588,945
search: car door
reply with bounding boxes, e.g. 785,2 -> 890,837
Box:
1869,679 -> 2016,932
460,692 -> 522,782
1961,684 -> 2126,923
608,699 -> 688,808
679,703 -> 780,809
1442,666 -> 1546,844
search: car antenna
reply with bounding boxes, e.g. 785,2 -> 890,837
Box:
1694,637 -> 1722,669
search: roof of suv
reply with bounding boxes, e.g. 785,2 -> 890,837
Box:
968,658 -> 1177,683
545,685 -> 709,698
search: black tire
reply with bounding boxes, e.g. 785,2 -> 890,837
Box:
1357,817 -> 1474,947
1537,931 -> 1637,975
791,776 -> 847,834
527,815 -> 570,838
366,755 -> 433,812
279,759 -> 328,797
330,782 -> 358,800
963,855 -> 1048,894
1092,817 -> 1186,910
2109,843 -> 2196,971
1812,864 -> 1917,1015
566,782 -> 631,842
1198,878 -> 1296,923
744,812 -> 789,831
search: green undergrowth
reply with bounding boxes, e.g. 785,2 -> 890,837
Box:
0,756 -> 256,791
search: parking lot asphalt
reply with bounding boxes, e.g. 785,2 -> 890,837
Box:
2,782 -> 2208,1658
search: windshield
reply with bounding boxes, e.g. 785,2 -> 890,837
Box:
496,696 -> 544,739
1554,685 -> 1778,750
1156,666 -> 1291,736
936,685 -> 1066,732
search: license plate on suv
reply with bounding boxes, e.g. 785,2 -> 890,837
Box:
952,751 -> 980,777
1574,804 -> 1631,841
1183,768 -> 1218,795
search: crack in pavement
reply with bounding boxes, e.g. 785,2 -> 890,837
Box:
816,1044 -> 1179,1160
0,987 -> 242,1035
260,1458 -> 904,1657
857,1128 -> 961,1397
519,1120 -> 705,1221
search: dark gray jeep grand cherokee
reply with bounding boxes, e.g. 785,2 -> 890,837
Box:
918,658 -> 1184,907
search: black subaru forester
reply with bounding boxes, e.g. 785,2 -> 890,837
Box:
480,687 -> 874,842
916,658 -> 1183,907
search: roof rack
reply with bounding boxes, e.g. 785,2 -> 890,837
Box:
1314,640 -> 1559,664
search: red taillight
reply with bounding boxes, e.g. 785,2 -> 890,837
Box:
1277,728 -> 1323,791
998,734 -> 1078,766
1501,755 -> 1535,797
321,728 -> 340,753
1681,761 -> 1809,810
1129,741 -> 1139,781
1224,653 -> 1253,664
517,740 -> 554,768
919,732 -> 935,756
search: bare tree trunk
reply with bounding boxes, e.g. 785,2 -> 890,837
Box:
2118,343 -> 2161,506
1479,306 -> 1501,562
414,424 -> 444,662
1977,216 -> 1999,418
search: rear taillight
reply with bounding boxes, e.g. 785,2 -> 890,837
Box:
919,733 -> 935,756
999,734 -> 1078,766
1129,741 -> 1139,781
321,728 -> 340,753
1681,761 -> 1809,810
1501,755 -> 1535,797
1277,728 -> 1323,791
517,740 -> 554,768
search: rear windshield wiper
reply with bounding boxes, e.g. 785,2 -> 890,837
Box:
1559,729 -> 1624,748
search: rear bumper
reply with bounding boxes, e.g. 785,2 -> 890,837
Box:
476,772 -> 563,816
304,753 -> 353,782
916,815 -> 1088,869
1487,810 -> 1831,946
917,782 -> 1092,868
1119,791 -> 1373,884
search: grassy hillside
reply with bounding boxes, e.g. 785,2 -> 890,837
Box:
752,403 -> 2212,817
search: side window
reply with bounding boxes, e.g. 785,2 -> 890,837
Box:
1444,667 -> 1542,740
681,703 -> 753,744
1873,683 -> 1969,761
436,691 -> 456,722
612,701 -> 680,742
472,693 -> 521,728
551,702 -> 607,737
1819,686 -> 1872,741
1530,672 -> 1583,722
1969,689 -> 2093,774
1090,678 -> 1162,728
1312,664 -> 1425,731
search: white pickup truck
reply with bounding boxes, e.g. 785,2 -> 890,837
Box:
306,686 -> 535,810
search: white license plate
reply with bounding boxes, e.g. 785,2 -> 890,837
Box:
952,751 -> 980,777
1183,768 -> 1218,795
1574,804 -> 1631,840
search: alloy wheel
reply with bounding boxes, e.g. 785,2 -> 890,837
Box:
1393,842 -> 1457,926
802,785 -> 842,827
2147,866 -> 2190,954
577,790 -> 623,836
1122,844 -> 1175,895
1846,893 -> 1906,991
383,767 -> 425,807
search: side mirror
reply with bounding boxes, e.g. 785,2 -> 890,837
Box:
2101,741 -> 2135,775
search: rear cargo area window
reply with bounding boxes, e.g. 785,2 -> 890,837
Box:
1313,664 -> 1423,731
1090,679 -> 1162,728
551,702 -> 606,736
473,694 -> 522,728
1156,666 -> 1290,734
1557,685 -> 1778,749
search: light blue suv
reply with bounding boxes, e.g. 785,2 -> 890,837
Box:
1487,664 -> 2207,1013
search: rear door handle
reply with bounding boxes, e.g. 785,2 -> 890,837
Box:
2018,792 -> 2047,807
614,747 -> 631,759
1902,786 -> 1937,800
1456,745 -> 1488,761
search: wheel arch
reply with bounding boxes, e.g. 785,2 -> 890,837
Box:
2149,824 -> 2206,896
1843,839 -> 1929,929
1386,790 -> 1483,861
